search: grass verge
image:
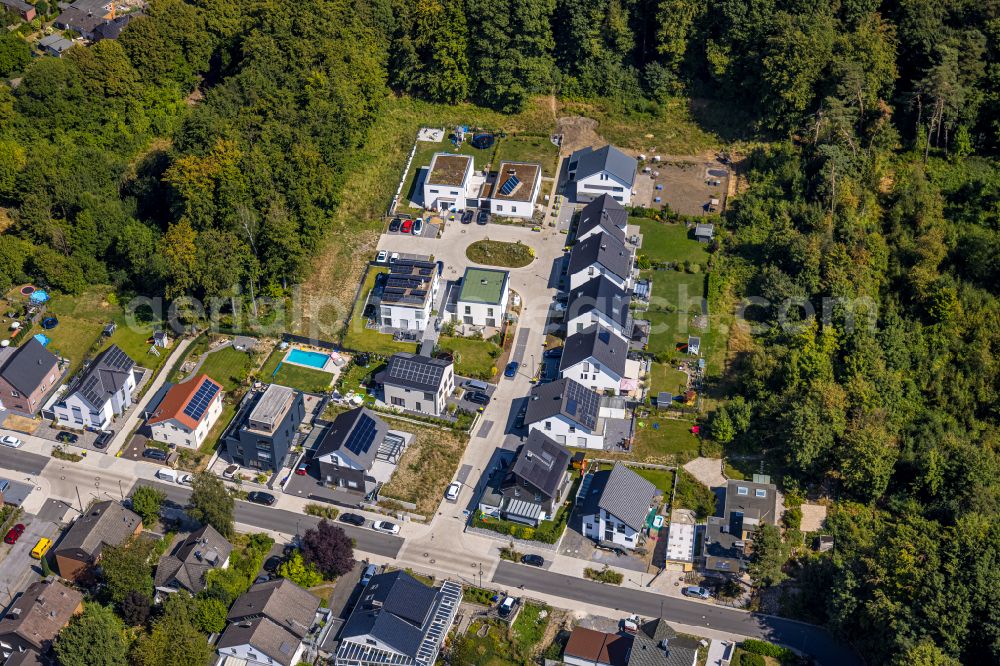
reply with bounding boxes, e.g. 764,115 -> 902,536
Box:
466,240 -> 534,268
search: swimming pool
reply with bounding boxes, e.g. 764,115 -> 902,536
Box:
285,348 -> 331,370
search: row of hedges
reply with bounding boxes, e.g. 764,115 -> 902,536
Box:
740,639 -> 800,664
472,511 -> 563,544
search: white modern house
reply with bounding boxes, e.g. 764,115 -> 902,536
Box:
455,267 -> 509,328
146,374 -> 224,448
559,326 -> 629,394
489,161 -> 542,219
567,231 -> 634,291
581,463 -> 659,551
565,276 -> 632,342
51,344 -> 138,430
567,144 -> 637,205
524,378 -> 605,449
575,194 -> 628,244
376,353 -> 455,417
423,153 -> 475,211
377,259 -> 440,332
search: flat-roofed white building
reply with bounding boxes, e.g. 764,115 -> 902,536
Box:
423,153 -> 475,211
377,259 -> 440,331
455,267 -> 509,328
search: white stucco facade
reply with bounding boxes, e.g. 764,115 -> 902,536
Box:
566,310 -> 629,342
423,153 -> 475,211
582,506 -> 642,549
52,373 -> 136,430
568,262 -> 630,291
574,171 -> 632,205
149,393 -> 223,448
560,358 -> 623,394
528,414 -> 603,450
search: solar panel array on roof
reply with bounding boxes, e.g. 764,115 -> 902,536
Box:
388,356 -> 443,388
345,413 -> 378,456
499,175 -> 520,195
565,380 -> 599,430
183,378 -> 220,421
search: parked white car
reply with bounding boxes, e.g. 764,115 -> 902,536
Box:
177,474 -> 193,485
445,482 -> 461,501
372,520 -> 400,535
0,436 -> 22,448
376,250 -> 388,263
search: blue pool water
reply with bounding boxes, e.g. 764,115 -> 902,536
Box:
286,349 -> 330,369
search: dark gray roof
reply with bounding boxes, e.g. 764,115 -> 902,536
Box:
67,345 -> 135,410
0,338 -> 59,396
508,431 -> 571,499
560,325 -> 628,377
217,617 -> 302,666
154,524 -> 233,594
377,353 -> 451,392
93,12 -> 137,40
314,407 -> 386,470
339,570 -> 438,658
524,378 -> 600,431
568,232 -> 632,281
627,619 -> 699,666
56,500 -> 141,559
0,0 -> 34,15
597,464 -> 658,532
567,276 -> 632,330
577,195 -> 628,242
723,478 -> 778,526
227,579 -> 320,639
569,145 -> 637,187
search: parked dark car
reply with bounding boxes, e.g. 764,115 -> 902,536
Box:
465,391 -> 491,406
340,513 -> 366,526
246,491 -> 276,506
388,218 -> 401,232
263,555 -> 283,573
520,554 -> 544,567
142,448 -> 167,461
461,209 -> 474,224
477,210 -> 489,225
3,524 -> 25,545
94,431 -> 112,449
543,347 -> 563,358
504,361 -> 519,378
56,432 -> 79,444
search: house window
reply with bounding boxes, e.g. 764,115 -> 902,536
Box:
577,437 -> 587,446
424,392 -> 434,401
487,308 -> 494,316
383,318 -> 392,327
737,486 -> 749,496
10,391 -> 18,398
755,489 -> 767,498
430,188 -> 439,193
391,397 -> 405,407
497,204 -> 503,211
588,267 -> 595,276
568,426 -> 576,433
415,402 -> 422,412
582,362 -> 590,373
465,306 -> 471,314
544,421 -> 551,431
348,481 -> 359,489
450,190 -> 459,195
617,523 -> 626,533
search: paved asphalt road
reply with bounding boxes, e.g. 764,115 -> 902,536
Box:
134,480 -> 404,559
492,561 -> 859,666
0,447 -> 49,476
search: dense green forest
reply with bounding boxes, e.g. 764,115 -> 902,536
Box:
0,0 -> 999,663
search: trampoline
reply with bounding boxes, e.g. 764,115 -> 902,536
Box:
19,285 -> 35,296
470,133 -> 495,150
41,317 -> 59,330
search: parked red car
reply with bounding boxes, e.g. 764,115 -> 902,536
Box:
295,464 -> 308,476
400,219 -> 414,234
4,524 -> 25,545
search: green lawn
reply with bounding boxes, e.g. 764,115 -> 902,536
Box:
199,401 -> 236,454
494,135 -> 560,178
632,467 -> 675,494
342,267 -> 419,355
259,349 -> 335,393
648,362 -> 688,396
401,137 -> 495,210
674,468 -> 718,519
336,360 -> 385,396
466,240 -> 534,268
642,269 -> 708,358
41,315 -> 104,375
196,347 -> 255,392
436,335 -> 501,380
633,217 -> 710,266
633,416 -> 700,462
99,323 -> 172,376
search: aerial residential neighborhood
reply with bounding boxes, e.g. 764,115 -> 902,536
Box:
0,1 -> 990,664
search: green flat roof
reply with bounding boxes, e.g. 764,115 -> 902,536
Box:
458,268 -> 509,305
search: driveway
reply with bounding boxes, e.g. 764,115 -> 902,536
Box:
0,515 -> 60,602
684,457 -> 726,488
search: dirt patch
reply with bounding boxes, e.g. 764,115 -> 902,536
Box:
683,457 -> 726,488
379,419 -> 468,516
556,116 -> 604,155
2,414 -> 40,434
799,503 -> 827,532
